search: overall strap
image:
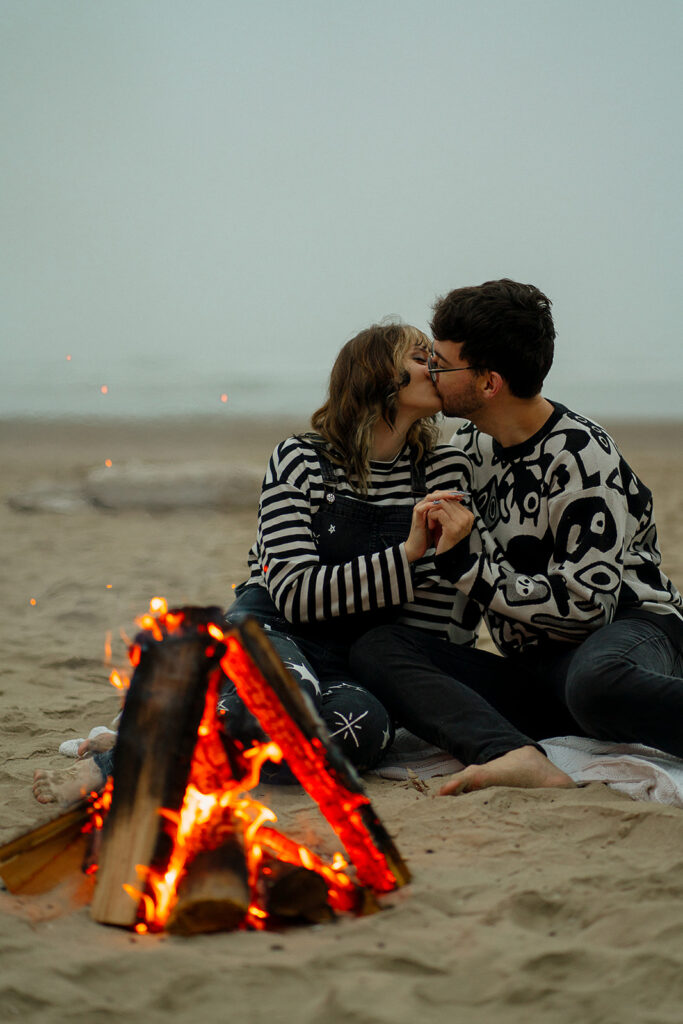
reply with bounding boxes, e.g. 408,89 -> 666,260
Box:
297,432 -> 338,492
409,446 -> 427,497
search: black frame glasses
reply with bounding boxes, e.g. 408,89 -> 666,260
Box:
427,354 -> 475,386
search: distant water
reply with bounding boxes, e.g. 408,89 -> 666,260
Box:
1,362 -> 680,422
1,366 -> 329,419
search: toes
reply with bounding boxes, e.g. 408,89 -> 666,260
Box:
32,779 -> 57,803
439,774 -> 467,796
34,790 -> 57,804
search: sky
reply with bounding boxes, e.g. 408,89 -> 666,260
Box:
2,0 -> 682,419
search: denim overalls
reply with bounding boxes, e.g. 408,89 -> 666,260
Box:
220,436 -> 427,775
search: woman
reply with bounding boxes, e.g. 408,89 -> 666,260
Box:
220,322 -> 478,779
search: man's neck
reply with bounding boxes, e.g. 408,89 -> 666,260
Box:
472,395 -> 555,448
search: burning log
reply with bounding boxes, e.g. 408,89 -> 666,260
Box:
262,856 -> 333,924
166,838 -> 250,936
91,607 -> 228,928
220,617 -> 411,893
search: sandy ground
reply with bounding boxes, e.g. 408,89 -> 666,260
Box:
1,414 -> 683,1024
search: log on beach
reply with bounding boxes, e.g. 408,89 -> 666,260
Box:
0,804 -> 90,895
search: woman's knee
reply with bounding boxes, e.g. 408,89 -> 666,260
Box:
322,681 -> 394,770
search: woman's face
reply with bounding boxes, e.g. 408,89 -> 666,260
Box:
396,341 -> 443,418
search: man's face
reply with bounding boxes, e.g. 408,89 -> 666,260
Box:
429,340 -> 484,419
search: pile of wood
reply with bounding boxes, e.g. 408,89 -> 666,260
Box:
1,610 -> 410,934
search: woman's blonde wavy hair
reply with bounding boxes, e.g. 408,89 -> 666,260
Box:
311,322 -> 440,493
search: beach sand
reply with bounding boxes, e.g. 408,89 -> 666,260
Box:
2,415 -> 683,1024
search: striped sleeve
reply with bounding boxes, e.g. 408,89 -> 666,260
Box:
256,438 -> 415,624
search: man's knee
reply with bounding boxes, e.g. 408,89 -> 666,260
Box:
565,648 -> 634,733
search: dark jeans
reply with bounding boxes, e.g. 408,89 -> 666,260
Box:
221,584 -> 393,776
349,616 -> 683,766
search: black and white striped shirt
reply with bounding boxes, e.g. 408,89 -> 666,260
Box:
242,435 -> 480,643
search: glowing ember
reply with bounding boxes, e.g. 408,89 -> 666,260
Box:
109,669 -> 130,691
29,598 -> 37,606
220,393 -> 228,403
105,459 -> 113,468
100,385 -> 109,395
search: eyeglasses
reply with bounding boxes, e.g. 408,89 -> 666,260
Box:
427,354 -> 475,386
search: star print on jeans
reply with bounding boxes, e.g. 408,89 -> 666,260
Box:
283,659 -> 322,696
328,524 -> 336,533
327,709 -> 368,747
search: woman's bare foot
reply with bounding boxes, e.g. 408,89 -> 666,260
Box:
32,759 -> 104,807
438,745 -> 575,796
77,730 -> 116,758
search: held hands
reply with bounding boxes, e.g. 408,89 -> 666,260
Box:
404,490 -> 474,562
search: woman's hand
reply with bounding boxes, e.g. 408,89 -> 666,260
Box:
404,490 -> 471,562
426,491 -> 474,554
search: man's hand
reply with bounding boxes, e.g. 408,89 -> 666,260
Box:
404,490 -> 472,562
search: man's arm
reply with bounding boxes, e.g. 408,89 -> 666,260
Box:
431,450 -> 630,650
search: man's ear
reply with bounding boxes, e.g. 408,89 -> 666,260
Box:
482,370 -> 505,399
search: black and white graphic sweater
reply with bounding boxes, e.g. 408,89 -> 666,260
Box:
438,403 -> 683,656
243,435 -> 480,643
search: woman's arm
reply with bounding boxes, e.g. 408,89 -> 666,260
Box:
257,438 -> 415,624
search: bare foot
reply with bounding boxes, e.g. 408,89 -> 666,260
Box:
438,745 -> 575,796
32,759 -> 104,807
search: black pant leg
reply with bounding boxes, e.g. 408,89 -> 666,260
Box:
350,625 -> 543,765
564,617 -> 683,756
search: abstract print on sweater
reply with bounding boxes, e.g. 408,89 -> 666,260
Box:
439,403 -> 683,656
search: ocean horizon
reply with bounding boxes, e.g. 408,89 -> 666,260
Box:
2,362 -> 681,423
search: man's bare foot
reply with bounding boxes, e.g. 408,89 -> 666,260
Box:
32,759 -> 104,807
438,745 -> 575,796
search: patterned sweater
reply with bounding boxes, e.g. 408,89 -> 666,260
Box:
243,435 -> 480,643
438,403 -> 683,656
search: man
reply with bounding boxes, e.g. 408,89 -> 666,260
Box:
350,279 -> 683,794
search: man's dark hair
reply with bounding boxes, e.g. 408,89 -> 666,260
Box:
430,279 -> 555,398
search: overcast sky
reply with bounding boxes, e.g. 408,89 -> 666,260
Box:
2,0 -> 682,418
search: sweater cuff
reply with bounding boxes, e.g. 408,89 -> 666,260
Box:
434,542 -> 475,583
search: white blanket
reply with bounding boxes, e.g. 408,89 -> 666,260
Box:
374,729 -> 683,808
540,736 -> 683,808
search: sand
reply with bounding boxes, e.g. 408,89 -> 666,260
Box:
2,414 -> 683,1024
